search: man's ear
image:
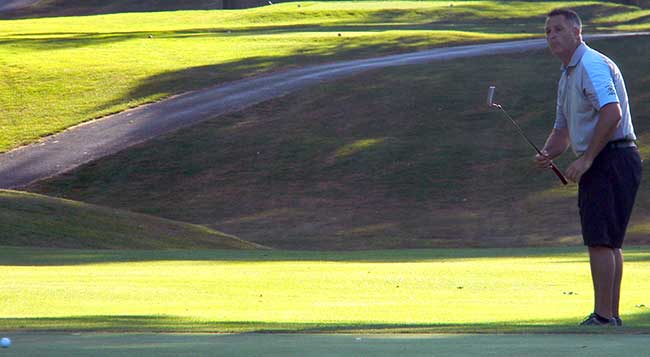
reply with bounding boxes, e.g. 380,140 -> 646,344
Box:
574,26 -> 582,41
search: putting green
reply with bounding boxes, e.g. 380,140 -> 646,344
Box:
2,247 -> 650,332
1,333 -> 649,356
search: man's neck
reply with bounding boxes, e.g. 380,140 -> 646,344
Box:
561,42 -> 581,67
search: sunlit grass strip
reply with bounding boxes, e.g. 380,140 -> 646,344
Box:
593,9 -> 650,24
1,247 -> 649,332
0,2 -> 606,33
336,138 -> 386,157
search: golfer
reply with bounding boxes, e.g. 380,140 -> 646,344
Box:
535,8 -> 642,326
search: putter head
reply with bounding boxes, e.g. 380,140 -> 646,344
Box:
486,86 -> 496,107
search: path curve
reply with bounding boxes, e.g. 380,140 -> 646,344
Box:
0,0 -> 39,11
0,33 -> 647,189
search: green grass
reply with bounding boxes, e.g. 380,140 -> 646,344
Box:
2,1 -> 649,340
0,0 -> 226,19
0,189 -> 263,249
1,246 -> 649,332
4,0 -> 650,21
29,36 -> 650,249
1,1 -> 649,152
7,334 -> 650,357
5,333 -> 650,357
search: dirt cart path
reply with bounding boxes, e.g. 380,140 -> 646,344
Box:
0,0 -> 39,11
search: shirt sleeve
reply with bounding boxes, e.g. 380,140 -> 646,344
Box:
583,58 -> 619,110
553,85 -> 567,129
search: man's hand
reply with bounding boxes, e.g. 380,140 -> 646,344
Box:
535,128 -> 570,171
535,150 -> 552,169
565,156 -> 593,183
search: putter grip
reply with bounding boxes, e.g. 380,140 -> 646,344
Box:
549,162 -> 568,185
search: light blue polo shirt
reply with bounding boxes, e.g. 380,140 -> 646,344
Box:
553,42 -> 635,155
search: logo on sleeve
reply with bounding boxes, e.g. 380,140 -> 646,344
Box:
607,83 -> 616,96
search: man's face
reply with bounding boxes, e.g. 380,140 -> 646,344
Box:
545,15 -> 581,62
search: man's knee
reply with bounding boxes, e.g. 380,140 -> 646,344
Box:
588,245 -> 614,252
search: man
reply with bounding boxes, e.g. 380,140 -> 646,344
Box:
536,9 -> 642,326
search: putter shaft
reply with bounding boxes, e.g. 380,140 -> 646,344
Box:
492,103 -> 568,185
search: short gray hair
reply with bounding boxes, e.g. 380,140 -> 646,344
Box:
547,8 -> 582,30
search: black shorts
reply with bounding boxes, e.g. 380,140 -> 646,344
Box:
578,145 -> 642,248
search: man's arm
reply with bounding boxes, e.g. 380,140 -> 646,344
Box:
543,127 -> 571,159
565,102 -> 622,182
535,127 -> 570,169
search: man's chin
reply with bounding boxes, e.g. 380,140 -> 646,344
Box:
548,46 -> 563,57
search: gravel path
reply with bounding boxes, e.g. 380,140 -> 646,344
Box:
0,33 -> 647,189
0,0 -> 39,11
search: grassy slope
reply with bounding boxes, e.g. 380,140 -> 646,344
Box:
1,246 -> 649,332
0,190 -> 264,249
29,36 -> 650,249
1,2 -> 648,151
3,0 -> 649,20
0,0 -> 225,19
2,2 -> 649,250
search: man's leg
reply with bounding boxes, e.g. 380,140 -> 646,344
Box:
612,248 -> 623,318
588,245 -> 615,318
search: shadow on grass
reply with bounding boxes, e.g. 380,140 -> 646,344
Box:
87,33 -> 550,114
2,0 -> 640,26
0,22 -> 537,51
0,0 -> 224,20
24,43 -> 647,250
0,22 -> 534,49
1,2 -> 642,50
0,25 -> 543,119
1,245 -> 649,266
2,311 -> 650,333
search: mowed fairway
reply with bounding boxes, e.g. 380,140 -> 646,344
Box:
1,247 -> 649,332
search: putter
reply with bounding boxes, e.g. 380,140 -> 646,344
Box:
487,86 -> 568,185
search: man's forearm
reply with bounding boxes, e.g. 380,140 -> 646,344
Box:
581,103 -> 622,162
564,103 -> 622,183
542,128 -> 570,159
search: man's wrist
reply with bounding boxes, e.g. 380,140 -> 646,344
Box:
541,148 -> 556,159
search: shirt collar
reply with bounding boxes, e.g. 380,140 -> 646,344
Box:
561,42 -> 588,71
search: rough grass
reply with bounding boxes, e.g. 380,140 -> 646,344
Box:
1,246 -> 649,332
28,36 -> 650,250
0,189 -> 264,249
1,1 -> 649,151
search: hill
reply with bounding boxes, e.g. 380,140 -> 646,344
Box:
3,0 -> 649,20
2,2 -> 648,151
27,36 -> 650,249
3,1 -> 649,250
0,189 -> 265,249
0,0 -> 229,19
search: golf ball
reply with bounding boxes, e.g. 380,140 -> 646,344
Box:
1,337 -> 10,348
